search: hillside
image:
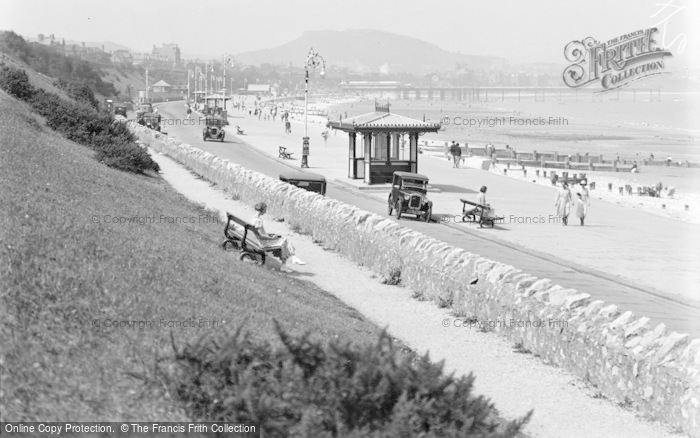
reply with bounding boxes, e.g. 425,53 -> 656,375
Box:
234,29 -> 507,75
0,89 -> 393,421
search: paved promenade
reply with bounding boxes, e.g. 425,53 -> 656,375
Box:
159,102 -> 700,337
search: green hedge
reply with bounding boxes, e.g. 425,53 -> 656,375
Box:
0,64 -> 158,173
160,322 -> 530,437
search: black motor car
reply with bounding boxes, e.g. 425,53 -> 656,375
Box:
387,171 -> 432,222
279,171 -> 327,196
203,117 -> 227,142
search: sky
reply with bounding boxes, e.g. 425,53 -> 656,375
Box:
2,0 -> 698,68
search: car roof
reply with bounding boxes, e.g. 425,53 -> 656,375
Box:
279,171 -> 326,182
394,171 -> 429,180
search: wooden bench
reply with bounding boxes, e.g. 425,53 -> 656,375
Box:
279,146 -> 293,159
460,199 -> 504,228
222,213 -> 282,264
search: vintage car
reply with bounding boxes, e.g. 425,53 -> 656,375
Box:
135,102 -> 153,119
139,113 -> 162,131
279,171 -> 327,196
387,171 -> 432,222
114,104 -> 128,117
202,117 -> 227,142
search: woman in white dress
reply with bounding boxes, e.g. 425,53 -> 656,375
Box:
251,203 -> 305,272
554,182 -> 573,225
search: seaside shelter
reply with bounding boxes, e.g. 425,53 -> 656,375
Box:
328,102 -> 441,184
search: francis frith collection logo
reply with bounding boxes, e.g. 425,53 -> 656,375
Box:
563,27 -> 672,91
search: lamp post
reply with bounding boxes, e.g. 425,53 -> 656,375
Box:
194,66 -> 202,105
187,69 -> 193,102
145,67 -> 149,102
205,61 -> 212,103
302,47 -> 326,168
222,54 -> 234,98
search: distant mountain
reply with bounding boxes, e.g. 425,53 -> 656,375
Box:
234,29 -> 507,75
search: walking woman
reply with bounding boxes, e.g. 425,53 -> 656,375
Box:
251,202 -> 305,272
554,182 -> 573,225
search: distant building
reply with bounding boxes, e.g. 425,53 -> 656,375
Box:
112,49 -> 133,65
151,43 -> 181,68
152,80 -> 171,93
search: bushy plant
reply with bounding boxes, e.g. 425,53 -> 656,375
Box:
0,65 -> 35,100
95,141 -> 160,173
0,64 -> 158,173
159,322 -> 530,437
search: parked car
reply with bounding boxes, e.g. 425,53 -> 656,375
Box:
114,104 -> 127,117
135,102 -> 153,120
387,171 -> 432,222
279,171 -> 327,195
139,113 -> 161,131
203,117 -> 227,142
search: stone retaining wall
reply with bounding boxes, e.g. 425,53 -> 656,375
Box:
133,124 -> 700,436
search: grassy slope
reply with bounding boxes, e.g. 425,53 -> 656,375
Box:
0,90 -> 388,421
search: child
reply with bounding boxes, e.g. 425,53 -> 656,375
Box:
573,193 -> 586,226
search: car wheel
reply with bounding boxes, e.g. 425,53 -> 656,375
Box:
424,206 -> 432,222
395,201 -> 402,219
387,196 -> 393,215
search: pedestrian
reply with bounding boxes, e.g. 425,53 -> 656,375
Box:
554,182 -> 573,225
579,180 -> 590,219
444,142 -> 450,161
285,119 -> 291,134
186,106 -> 192,119
251,202 -> 305,273
451,142 -> 462,168
573,193 -> 586,226
655,181 -> 663,197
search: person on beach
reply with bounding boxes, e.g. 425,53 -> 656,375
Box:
554,182 -> 573,225
451,142 -> 462,168
573,193 -> 587,226
285,119 -> 291,134
251,202 -> 305,273
579,181 -> 590,219
655,181 -> 663,197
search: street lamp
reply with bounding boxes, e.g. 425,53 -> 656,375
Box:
194,66 -> 202,105
302,47 -> 326,168
187,69 -> 193,102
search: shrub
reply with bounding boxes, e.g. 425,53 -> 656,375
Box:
158,322 -> 530,437
0,64 -> 158,173
0,65 -> 35,100
95,141 -> 160,173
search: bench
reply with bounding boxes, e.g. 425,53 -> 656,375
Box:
460,199 -> 504,228
235,125 -> 245,135
279,146 -> 293,159
221,213 -> 282,264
